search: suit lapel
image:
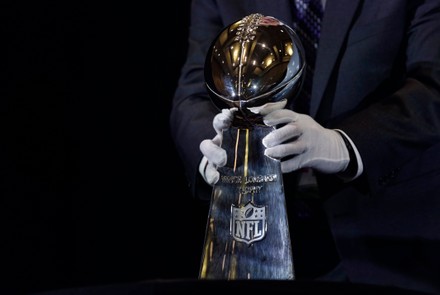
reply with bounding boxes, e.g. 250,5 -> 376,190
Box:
253,0 -> 361,117
311,0 -> 361,117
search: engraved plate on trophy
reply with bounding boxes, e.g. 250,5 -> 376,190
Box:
199,13 -> 306,280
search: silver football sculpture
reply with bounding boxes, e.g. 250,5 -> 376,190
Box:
205,13 -> 306,126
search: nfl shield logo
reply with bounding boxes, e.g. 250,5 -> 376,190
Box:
231,201 -> 267,245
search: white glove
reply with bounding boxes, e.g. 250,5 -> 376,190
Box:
199,108 -> 237,185
262,109 -> 350,174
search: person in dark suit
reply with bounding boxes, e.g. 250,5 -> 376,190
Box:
170,0 -> 440,294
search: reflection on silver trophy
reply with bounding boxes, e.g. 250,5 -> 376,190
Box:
200,13 -> 306,280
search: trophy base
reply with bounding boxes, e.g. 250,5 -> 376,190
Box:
199,125 -> 294,280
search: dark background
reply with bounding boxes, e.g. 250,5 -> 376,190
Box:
2,1 -> 209,294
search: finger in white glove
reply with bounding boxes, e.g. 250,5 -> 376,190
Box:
200,135 -> 227,167
262,109 -> 350,174
247,100 -> 287,116
198,108 -> 237,185
199,155 -> 221,185
213,107 -> 237,134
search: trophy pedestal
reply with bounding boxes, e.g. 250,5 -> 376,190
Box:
199,125 -> 294,280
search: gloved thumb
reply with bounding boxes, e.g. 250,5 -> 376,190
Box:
213,108 -> 237,134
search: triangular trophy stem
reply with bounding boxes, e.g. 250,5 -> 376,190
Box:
199,125 -> 295,280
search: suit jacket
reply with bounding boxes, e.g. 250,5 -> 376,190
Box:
170,0 -> 440,293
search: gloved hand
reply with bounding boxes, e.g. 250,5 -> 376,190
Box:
262,109 -> 350,174
199,108 -> 237,185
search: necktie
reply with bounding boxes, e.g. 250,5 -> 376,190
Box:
292,0 -> 323,114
